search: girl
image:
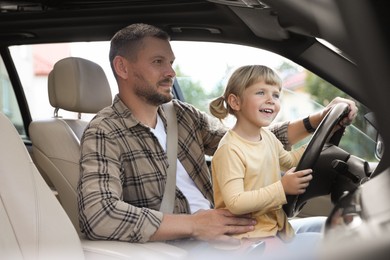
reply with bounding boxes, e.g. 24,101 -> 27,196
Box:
209,65 -> 317,256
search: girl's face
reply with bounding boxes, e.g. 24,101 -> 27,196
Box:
235,81 -> 281,129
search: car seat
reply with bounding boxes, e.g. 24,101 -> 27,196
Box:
27,57 -> 188,259
0,112 -> 85,260
28,57 -> 113,235
1,111 -> 188,259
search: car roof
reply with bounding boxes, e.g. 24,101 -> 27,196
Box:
0,0 -> 366,102
0,0 -> 308,50
0,0 -> 353,56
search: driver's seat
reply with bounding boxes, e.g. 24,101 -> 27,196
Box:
29,57 -> 112,235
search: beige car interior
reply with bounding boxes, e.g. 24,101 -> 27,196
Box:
10,56 -> 187,259
0,112 -> 85,260
0,111 -> 186,259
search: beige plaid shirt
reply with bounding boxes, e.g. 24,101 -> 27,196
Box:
78,95 -> 290,242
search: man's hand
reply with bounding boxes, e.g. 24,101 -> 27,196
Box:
321,97 -> 358,127
281,167 -> 313,195
151,208 -> 256,244
286,97 -> 358,146
190,209 -> 256,244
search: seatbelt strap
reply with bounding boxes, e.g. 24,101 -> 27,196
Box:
160,101 -> 178,213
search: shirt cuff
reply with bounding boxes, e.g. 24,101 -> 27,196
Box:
139,209 -> 164,243
269,121 -> 291,151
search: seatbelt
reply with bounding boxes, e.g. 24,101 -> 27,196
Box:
160,101 -> 178,213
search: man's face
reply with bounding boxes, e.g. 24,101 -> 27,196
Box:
128,36 -> 176,106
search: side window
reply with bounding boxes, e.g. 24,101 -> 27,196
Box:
0,56 -> 27,139
171,41 -> 378,163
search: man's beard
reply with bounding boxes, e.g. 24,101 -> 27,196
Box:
134,74 -> 173,106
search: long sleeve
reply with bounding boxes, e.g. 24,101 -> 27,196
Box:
268,121 -> 290,150
78,124 -> 163,243
212,143 -> 286,216
211,129 -> 295,239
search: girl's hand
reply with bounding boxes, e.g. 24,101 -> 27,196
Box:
281,167 -> 313,195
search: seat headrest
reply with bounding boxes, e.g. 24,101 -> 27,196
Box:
48,57 -> 112,113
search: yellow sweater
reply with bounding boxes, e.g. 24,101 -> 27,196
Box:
211,128 -> 305,241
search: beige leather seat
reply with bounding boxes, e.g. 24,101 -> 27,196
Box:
1,111 -> 188,259
0,112 -> 85,260
29,57 -> 113,235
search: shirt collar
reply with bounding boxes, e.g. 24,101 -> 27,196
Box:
111,94 -> 168,130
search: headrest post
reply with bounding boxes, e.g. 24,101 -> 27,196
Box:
54,107 -> 59,118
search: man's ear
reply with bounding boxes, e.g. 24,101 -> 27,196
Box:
227,93 -> 241,111
113,56 -> 128,79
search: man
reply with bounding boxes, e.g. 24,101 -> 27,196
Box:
77,23 -> 357,246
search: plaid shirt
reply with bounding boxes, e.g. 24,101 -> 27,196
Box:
78,95 -> 290,242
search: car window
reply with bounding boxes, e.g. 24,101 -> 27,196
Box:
171,41 -> 378,163
0,56 -> 27,140
9,41 -> 378,162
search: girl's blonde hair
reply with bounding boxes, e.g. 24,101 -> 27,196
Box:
209,65 -> 282,120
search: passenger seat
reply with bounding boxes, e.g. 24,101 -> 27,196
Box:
27,57 -> 188,259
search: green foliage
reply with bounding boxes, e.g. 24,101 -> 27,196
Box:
305,72 -> 348,105
304,70 -> 377,161
304,71 -> 370,131
175,65 -> 209,111
175,64 -> 229,113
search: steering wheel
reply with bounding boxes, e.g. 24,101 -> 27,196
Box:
283,102 -> 350,218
